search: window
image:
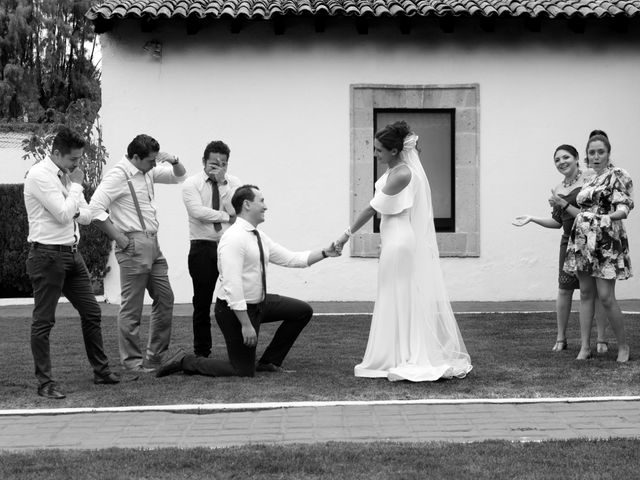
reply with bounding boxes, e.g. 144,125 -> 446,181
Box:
350,84 -> 480,257
374,109 -> 455,233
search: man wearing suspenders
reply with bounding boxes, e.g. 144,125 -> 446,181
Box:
90,134 -> 186,373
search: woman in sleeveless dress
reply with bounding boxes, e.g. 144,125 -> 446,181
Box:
335,121 -> 472,382
513,144 -> 608,353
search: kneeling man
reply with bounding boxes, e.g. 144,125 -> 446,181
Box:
157,184 -> 338,378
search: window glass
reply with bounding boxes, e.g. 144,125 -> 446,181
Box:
374,109 -> 454,232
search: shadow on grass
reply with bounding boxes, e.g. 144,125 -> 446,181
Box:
1,312 -> 639,409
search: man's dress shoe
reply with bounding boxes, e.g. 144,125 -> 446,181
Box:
94,372 -> 121,385
37,383 -> 66,399
156,348 -> 186,377
256,362 -> 284,373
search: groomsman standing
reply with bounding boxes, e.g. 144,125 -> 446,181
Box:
90,134 -> 186,373
182,140 -> 241,358
24,127 -> 119,399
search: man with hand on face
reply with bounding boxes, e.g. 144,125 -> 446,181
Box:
182,140 -> 241,358
24,127 -> 119,399
155,184 -> 340,379
89,134 -> 186,373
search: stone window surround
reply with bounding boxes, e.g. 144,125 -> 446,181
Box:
349,84 -> 480,257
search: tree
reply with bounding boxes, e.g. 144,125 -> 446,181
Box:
0,0 -> 111,295
0,0 -> 101,122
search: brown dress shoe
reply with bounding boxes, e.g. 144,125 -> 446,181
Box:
94,372 -> 121,385
156,348 -> 186,378
38,383 -> 66,399
256,362 -> 284,373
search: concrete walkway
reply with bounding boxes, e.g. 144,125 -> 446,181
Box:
1,399 -> 640,450
1,300 -> 640,451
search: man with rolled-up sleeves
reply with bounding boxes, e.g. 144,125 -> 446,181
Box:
24,127 -> 119,399
89,134 -> 186,373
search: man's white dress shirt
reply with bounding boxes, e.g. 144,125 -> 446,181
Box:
89,156 -> 186,232
182,170 -> 242,241
215,217 -> 311,310
24,157 -> 90,245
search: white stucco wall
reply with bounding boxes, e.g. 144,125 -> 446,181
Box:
96,18 -> 640,303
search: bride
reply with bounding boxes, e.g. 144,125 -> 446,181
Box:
335,121 -> 472,382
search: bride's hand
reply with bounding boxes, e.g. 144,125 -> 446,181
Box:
323,242 -> 341,257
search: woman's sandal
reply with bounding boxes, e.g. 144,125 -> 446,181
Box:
596,341 -> 609,354
552,339 -> 568,352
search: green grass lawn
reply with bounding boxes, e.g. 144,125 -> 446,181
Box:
1,311 -> 638,409
1,440 -> 638,479
2,310 -> 639,479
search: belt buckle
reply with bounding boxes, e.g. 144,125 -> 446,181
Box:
70,244 -> 79,253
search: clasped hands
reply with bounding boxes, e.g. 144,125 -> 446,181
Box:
333,232 -> 350,255
323,242 -> 342,257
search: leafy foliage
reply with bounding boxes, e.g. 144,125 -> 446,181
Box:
0,184 -> 30,296
0,0 -> 101,122
0,1 -> 110,297
22,98 -> 108,190
0,183 -> 111,297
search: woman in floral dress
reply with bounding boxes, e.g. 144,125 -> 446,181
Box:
564,134 -> 633,362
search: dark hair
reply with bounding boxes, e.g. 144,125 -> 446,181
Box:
374,120 -> 412,152
52,127 -> 85,155
553,144 -> 579,160
127,134 -> 160,160
588,129 -> 608,139
203,140 -> 231,163
231,184 -> 259,214
587,134 -> 611,154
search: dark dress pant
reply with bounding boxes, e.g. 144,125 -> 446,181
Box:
181,294 -> 313,377
26,247 -> 110,386
187,240 -> 219,357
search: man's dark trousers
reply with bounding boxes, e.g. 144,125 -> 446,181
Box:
188,240 -> 219,357
185,294 -> 313,377
26,246 -> 110,387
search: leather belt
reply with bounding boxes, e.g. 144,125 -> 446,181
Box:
32,242 -> 78,253
190,240 -> 218,246
125,231 -> 157,237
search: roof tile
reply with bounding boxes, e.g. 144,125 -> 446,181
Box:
87,1 -> 640,21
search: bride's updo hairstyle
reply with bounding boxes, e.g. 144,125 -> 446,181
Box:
375,120 -> 412,152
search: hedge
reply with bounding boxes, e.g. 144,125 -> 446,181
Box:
0,183 -> 111,297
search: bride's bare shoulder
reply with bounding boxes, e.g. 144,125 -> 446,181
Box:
383,165 -> 412,195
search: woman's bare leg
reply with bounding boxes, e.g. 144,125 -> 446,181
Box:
594,295 -> 609,353
595,278 -> 629,362
576,272 -> 596,360
554,288 -> 573,351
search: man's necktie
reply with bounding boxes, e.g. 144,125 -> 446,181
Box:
252,230 -> 267,302
59,171 -> 78,245
208,179 -> 222,232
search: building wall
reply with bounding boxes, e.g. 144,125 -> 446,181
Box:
1,132 -> 31,183
97,18 -> 640,303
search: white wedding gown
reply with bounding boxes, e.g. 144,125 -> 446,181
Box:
354,136 -> 472,382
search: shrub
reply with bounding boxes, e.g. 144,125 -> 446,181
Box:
0,184 -> 111,297
0,184 -> 31,297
